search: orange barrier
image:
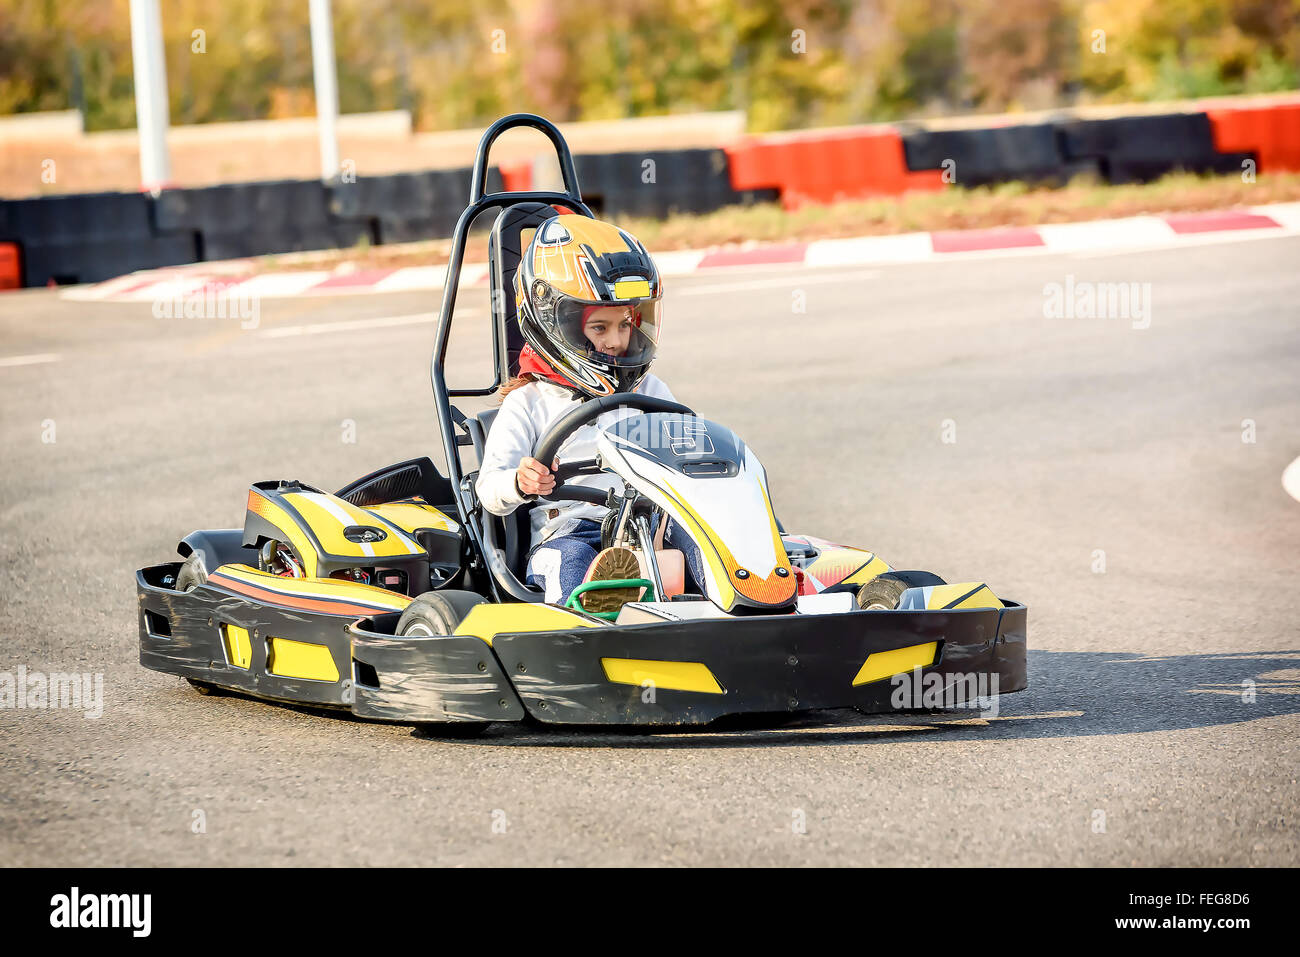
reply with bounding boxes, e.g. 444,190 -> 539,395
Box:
725,126 -> 944,209
0,243 -> 20,290
499,160 -> 534,192
1208,102 -> 1300,173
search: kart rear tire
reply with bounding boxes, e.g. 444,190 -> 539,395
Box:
186,678 -> 225,696
396,590 -> 487,637
174,553 -> 207,592
856,571 -> 946,610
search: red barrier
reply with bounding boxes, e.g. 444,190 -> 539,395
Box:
726,126 -> 944,209
499,160 -> 534,192
0,243 -> 20,291
1208,101 -> 1300,173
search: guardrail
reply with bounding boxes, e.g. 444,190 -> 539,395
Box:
0,166 -> 505,287
2,95 -> 1297,289
728,97 -> 1299,209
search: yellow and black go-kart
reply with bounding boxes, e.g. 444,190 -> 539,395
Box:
135,114 -> 1026,734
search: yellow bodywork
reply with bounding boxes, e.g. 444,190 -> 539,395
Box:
247,488 -> 431,576
366,501 -> 459,534
247,491 -> 321,577
453,603 -> 602,646
601,658 -> 725,694
841,555 -> 892,585
214,563 -> 412,612
852,641 -> 939,686
221,624 -> 253,670
927,583 -> 1003,610
265,637 -> 340,682
282,491 -> 425,560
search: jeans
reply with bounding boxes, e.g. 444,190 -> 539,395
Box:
525,515 -> 707,605
525,519 -> 604,605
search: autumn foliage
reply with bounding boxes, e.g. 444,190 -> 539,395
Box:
1,0 -> 1296,133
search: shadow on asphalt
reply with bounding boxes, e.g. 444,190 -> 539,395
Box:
168,648 -> 1300,749
442,648 -> 1300,749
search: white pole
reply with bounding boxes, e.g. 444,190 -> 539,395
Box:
309,0 -> 341,183
129,0 -> 172,190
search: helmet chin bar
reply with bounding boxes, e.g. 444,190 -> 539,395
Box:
522,313 -> 654,398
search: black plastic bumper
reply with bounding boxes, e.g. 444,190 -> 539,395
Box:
139,562 -> 1026,728
482,603 -> 1026,725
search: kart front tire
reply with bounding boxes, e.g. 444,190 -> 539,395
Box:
399,592 -> 492,738
396,590 -> 487,637
174,553 -> 207,592
856,571 -> 946,610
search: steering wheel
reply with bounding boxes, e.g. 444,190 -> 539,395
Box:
527,393 -> 694,504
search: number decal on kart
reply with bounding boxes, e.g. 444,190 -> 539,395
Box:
663,420 -> 714,456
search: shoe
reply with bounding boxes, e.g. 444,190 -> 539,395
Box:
578,546 -> 643,614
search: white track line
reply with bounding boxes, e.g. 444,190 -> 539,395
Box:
1255,202 -> 1300,231
652,249 -> 708,273
1283,456 -> 1300,504
257,310 -> 481,339
259,313 -> 433,338
0,353 -> 60,368
1038,216 -> 1174,252
1068,226 -> 1298,259
230,271 -> 334,299
805,232 -> 933,266
678,269 -> 879,296
372,266 -> 445,293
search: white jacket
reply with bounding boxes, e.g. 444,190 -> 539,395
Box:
475,374 -> 678,552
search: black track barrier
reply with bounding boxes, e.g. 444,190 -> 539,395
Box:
155,179 -> 376,259
1055,112 -> 1254,183
575,149 -> 777,219
901,124 -> 1073,186
0,191 -> 155,247
0,111 -> 1261,289
1104,150 -> 1255,185
0,190 -> 201,286
19,234 -> 200,287
333,167 -> 505,245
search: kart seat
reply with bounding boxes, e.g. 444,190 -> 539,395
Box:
488,201 -> 563,378
456,201 -> 587,600
461,408 -> 542,599
453,200 -> 571,600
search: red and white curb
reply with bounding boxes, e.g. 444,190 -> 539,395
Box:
61,202 -> 1300,303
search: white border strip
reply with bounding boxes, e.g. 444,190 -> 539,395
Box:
259,312 -> 435,338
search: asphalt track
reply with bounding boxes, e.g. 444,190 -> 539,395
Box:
2,235 -> 1297,866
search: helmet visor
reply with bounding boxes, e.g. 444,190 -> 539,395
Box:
549,298 -> 662,367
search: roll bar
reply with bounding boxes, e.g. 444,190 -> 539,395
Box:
430,114 -> 594,599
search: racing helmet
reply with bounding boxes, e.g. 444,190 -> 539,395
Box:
515,214 -> 663,397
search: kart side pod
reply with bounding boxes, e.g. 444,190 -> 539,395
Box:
240,480 -> 462,589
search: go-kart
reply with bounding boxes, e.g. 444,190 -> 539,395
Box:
135,113 -> 1026,732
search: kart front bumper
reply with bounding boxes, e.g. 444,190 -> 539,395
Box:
350,601 -> 1027,726
138,562 -> 1025,728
